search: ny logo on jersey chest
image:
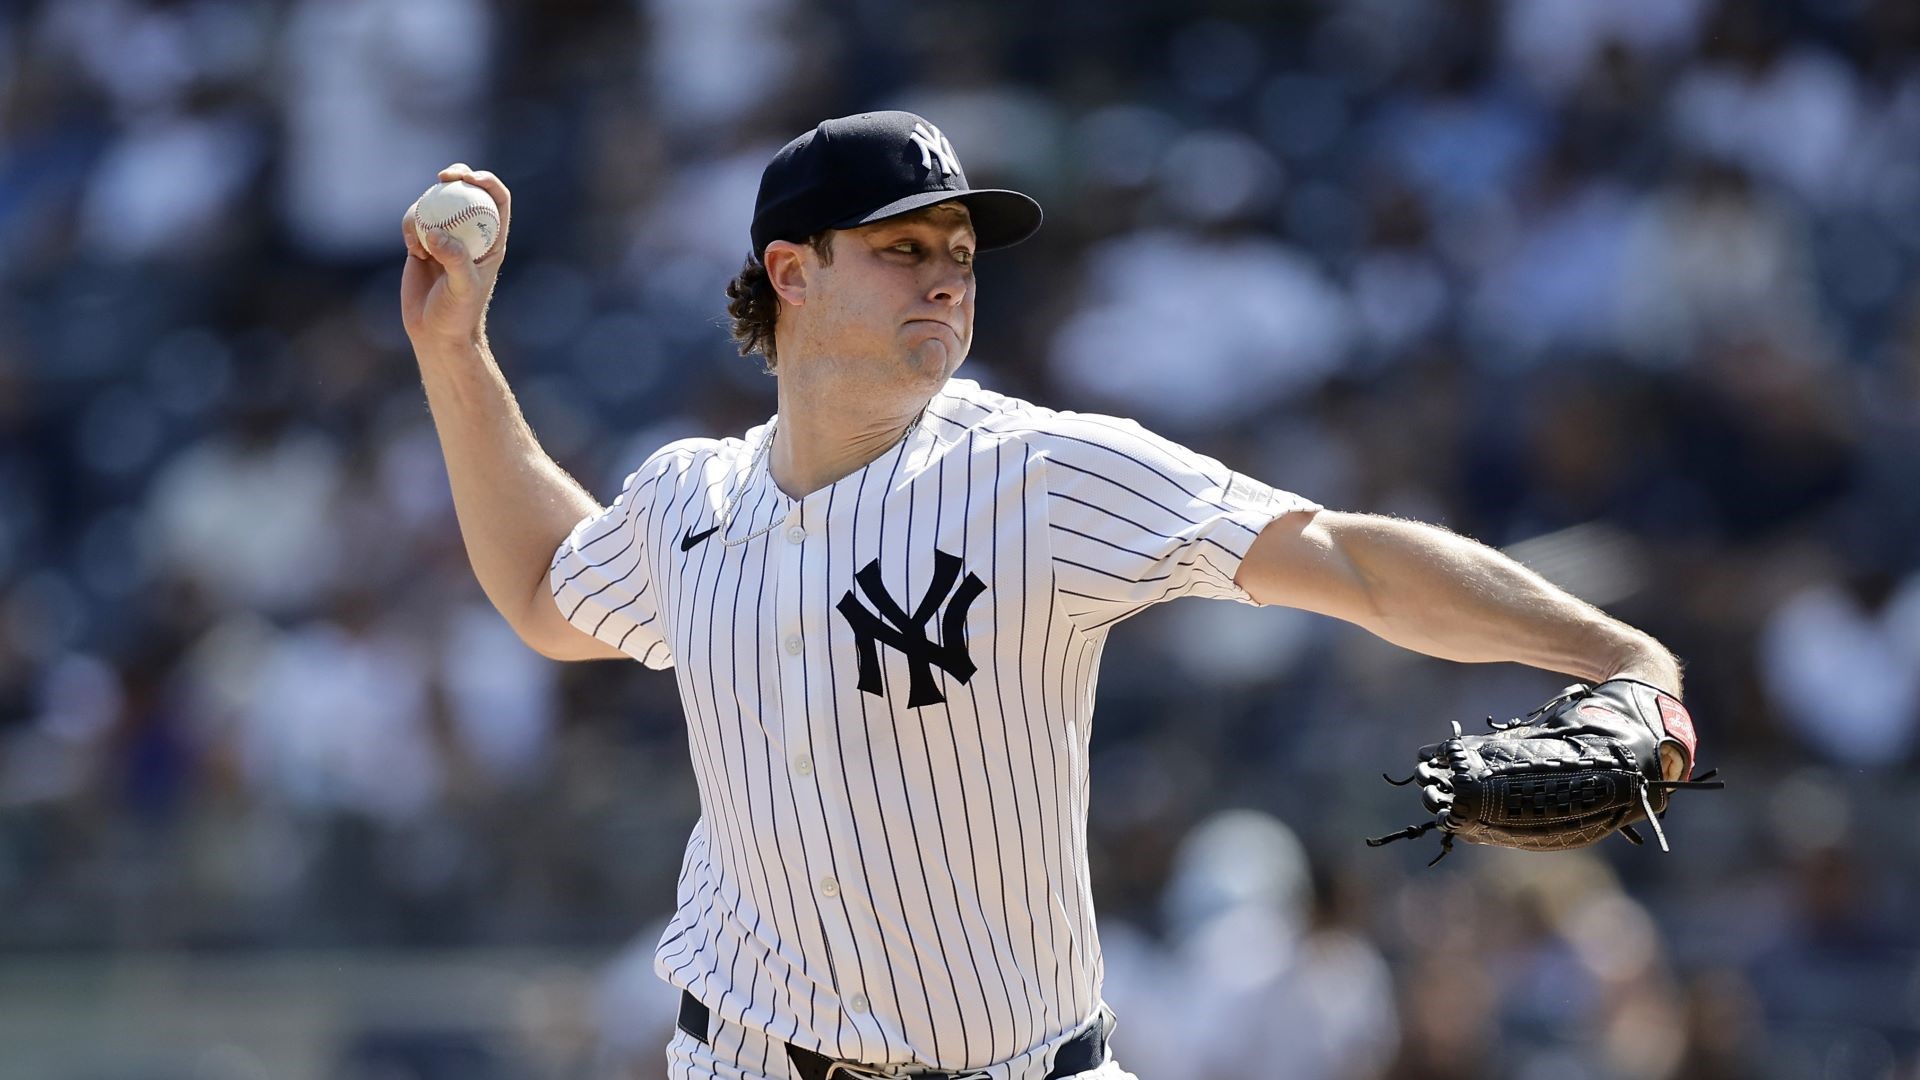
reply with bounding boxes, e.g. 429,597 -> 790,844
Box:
836,549 -> 984,708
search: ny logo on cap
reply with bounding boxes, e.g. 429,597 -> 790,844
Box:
909,121 -> 962,179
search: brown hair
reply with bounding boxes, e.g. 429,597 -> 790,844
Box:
725,232 -> 834,373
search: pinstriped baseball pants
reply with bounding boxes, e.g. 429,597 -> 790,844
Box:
664,1011 -> 1139,1080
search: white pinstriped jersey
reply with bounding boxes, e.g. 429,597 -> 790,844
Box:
550,378 -> 1317,1072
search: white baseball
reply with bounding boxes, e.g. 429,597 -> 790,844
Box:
413,179 -> 501,260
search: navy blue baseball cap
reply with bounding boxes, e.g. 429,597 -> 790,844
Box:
749,111 -> 1044,260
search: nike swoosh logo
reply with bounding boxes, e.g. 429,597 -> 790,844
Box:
679,524 -> 721,551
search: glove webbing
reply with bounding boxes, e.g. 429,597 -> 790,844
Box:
1365,708 -> 1724,866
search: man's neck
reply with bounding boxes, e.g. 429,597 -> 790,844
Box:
769,370 -> 934,498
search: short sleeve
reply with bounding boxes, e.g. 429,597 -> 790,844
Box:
1036,413 -> 1319,629
548,449 -> 685,669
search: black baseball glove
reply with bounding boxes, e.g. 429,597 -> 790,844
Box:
1367,678 -> 1722,865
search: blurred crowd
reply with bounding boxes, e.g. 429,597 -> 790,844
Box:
3,0 -> 1920,1077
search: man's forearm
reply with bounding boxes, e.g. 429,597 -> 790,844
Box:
414,338 -> 602,643
1240,511 -> 1683,694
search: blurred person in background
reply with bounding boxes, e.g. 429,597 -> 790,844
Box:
279,0 -> 492,265
1383,854 -> 1701,1080
1103,811 -> 1397,1080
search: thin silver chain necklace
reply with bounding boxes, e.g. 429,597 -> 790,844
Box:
715,411 -> 924,547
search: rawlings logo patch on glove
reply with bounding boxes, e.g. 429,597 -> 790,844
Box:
1367,678 -> 1723,865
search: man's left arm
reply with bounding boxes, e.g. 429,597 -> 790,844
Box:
1233,509 -> 1683,696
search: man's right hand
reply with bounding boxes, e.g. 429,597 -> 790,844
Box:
401,164 -> 514,352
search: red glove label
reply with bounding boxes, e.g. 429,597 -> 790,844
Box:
1657,695 -> 1697,765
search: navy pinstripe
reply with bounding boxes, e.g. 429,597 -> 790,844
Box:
547,380 -> 1318,1075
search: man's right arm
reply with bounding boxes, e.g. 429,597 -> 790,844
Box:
401,164 -> 625,661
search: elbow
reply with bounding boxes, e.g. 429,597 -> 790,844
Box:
1238,509 -> 1389,624
513,616 -> 609,662
1305,511 -> 1394,626
511,565 -> 631,662
505,575 -> 586,661
517,627 -> 577,661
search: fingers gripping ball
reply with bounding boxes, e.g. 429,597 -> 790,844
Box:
1367,678 -> 1724,865
413,180 -> 500,260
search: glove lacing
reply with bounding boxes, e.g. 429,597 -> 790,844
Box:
1366,701 -> 1725,865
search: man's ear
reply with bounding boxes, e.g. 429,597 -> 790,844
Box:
764,240 -> 814,307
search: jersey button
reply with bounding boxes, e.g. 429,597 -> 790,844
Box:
848,993 -> 869,1014
787,526 -> 806,544
793,753 -> 813,776
784,635 -> 803,656
819,876 -> 839,898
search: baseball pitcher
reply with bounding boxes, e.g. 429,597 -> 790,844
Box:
399,112 -> 1711,1080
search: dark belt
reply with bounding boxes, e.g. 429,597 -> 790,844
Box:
679,990 -> 1108,1080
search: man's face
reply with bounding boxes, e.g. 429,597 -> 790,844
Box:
796,203 -> 978,386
